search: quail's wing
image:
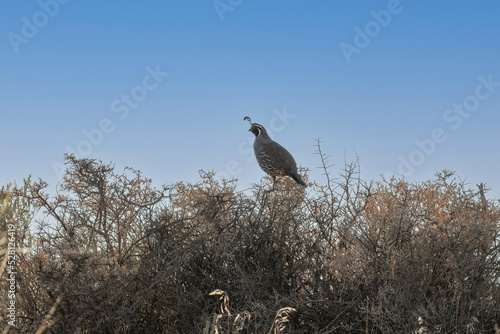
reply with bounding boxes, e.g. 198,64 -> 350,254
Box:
262,140 -> 297,171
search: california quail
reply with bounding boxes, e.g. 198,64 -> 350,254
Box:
244,116 -> 306,187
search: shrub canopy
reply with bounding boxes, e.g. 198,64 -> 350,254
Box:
1,155 -> 499,333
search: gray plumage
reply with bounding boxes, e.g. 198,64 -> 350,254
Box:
244,117 -> 306,187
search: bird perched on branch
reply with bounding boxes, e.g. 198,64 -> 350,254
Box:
244,116 -> 306,188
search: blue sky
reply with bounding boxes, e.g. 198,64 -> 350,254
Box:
1,1 -> 500,197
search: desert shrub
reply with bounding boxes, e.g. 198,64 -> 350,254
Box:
1,154 -> 499,333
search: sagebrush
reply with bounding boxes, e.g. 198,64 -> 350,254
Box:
1,153 -> 499,333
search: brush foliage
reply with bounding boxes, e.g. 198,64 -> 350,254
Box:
1,154 -> 499,333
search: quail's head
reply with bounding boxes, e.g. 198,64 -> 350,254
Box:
249,123 -> 267,137
244,116 -> 266,137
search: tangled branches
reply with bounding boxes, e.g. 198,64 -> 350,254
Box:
1,154 -> 499,333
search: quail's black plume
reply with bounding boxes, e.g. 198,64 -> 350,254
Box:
244,116 -> 306,187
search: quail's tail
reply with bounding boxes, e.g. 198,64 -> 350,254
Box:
290,172 -> 307,187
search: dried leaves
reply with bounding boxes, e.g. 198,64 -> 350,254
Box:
1,154 -> 499,333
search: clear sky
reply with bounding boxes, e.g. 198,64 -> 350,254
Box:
2,1 -> 500,197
